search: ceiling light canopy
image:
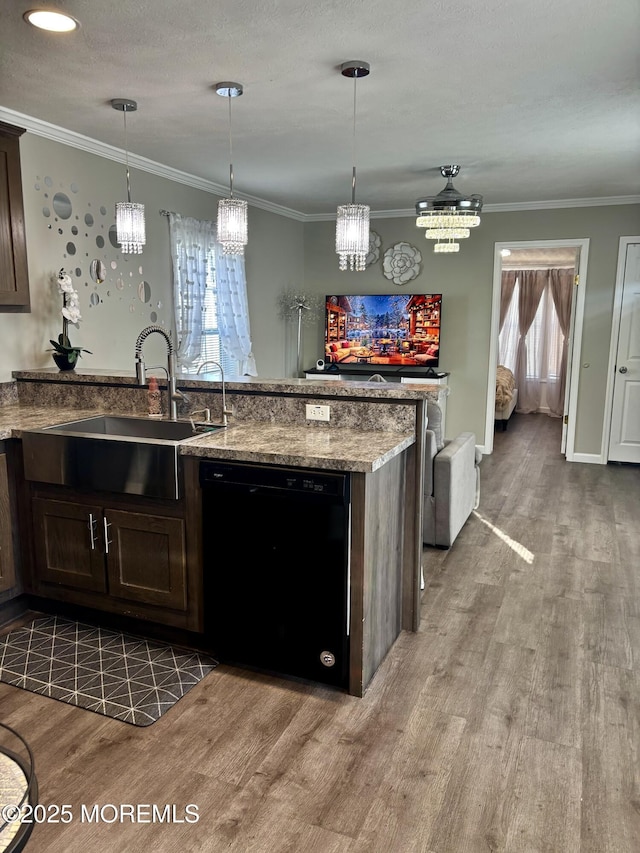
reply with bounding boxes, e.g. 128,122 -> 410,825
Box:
23,9 -> 79,32
111,98 -> 146,255
215,81 -> 248,256
416,166 -> 483,253
335,60 -> 370,272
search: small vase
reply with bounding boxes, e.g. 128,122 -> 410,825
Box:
52,353 -> 76,372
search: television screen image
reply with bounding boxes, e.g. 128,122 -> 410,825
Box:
324,294 -> 442,371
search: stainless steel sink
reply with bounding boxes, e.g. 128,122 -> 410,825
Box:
43,414 -> 203,441
22,415 -> 223,500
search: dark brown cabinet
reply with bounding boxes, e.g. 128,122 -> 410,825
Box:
0,122 -> 30,311
29,491 -> 194,629
0,452 -> 17,594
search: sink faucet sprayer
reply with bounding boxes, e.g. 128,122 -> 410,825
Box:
134,325 -> 186,421
197,360 -> 233,427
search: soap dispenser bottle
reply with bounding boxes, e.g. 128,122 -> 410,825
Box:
147,375 -> 162,418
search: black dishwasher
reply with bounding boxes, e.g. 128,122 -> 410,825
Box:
200,460 -> 350,689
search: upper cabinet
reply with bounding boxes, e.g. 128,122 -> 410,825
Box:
0,122 -> 30,311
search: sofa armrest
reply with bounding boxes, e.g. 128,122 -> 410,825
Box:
432,432 -> 477,547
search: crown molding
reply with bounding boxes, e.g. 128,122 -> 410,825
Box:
2,105 -> 638,224
293,195 -> 640,222
0,105 -> 307,222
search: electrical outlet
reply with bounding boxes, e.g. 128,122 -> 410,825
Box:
306,404 -> 330,422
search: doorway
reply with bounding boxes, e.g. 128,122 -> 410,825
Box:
486,238 -> 590,458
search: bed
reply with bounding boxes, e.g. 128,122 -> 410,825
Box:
495,365 -> 518,430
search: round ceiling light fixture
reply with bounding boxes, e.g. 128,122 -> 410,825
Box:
23,9 -> 79,32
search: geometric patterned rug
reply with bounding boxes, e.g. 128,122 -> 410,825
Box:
0,616 -> 217,726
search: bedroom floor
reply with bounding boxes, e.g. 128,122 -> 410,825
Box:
1,412 -> 638,852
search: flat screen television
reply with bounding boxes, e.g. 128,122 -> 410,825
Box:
324,293 -> 442,375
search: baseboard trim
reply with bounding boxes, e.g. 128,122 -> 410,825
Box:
569,452 -> 604,465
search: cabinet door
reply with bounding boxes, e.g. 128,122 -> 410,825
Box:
105,509 -> 187,611
0,123 -> 30,310
32,498 -> 106,592
0,453 -> 16,593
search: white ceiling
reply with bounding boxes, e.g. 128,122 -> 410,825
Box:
1,0 -> 639,217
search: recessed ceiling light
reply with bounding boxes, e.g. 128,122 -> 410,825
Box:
23,9 -> 79,32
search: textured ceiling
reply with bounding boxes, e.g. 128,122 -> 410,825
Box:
1,0 -> 638,216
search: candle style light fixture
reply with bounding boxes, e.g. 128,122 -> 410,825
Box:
111,98 -> 146,254
215,82 -> 248,255
335,60 -> 371,272
415,165 -> 483,254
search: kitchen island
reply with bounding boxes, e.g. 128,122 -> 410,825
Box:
1,370 -> 444,695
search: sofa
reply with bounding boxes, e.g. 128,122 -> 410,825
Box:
325,340 -> 355,362
422,400 -> 482,548
325,341 -> 372,363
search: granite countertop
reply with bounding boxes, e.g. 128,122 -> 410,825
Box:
0,404 -> 104,440
12,369 -> 445,400
180,422 -> 414,473
0,405 -> 414,473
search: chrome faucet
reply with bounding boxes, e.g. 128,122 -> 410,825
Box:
134,325 -> 187,421
196,360 -> 232,427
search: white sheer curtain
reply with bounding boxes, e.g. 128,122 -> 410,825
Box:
213,246 -> 257,376
169,213 -> 257,376
168,213 -> 216,370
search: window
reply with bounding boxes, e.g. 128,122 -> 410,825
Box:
499,276 -> 563,381
176,247 -> 239,376
169,213 -> 255,377
199,251 -> 239,375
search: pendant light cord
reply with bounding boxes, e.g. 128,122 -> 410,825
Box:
123,107 -> 132,204
228,94 -> 234,198
351,74 -> 357,204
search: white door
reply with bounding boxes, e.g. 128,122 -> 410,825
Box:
561,252 -> 580,454
608,242 -> 640,463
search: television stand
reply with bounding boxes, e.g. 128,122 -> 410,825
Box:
305,366 -> 449,385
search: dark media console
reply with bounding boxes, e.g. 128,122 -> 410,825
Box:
305,366 -> 449,384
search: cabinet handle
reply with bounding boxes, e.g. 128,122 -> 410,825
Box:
103,516 -> 112,555
88,513 -> 97,550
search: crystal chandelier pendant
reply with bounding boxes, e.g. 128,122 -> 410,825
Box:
111,99 -> 146,255
217,198 -> 248,255
415,166 -> 482,253
424,227 -> 470,240
336,203 -> 370,270
215,82 -> 247,256
434,241 -> 460,253
335,61 -> 370,272
115,201 -> 146,254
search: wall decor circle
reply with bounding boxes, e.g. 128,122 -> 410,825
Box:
382,242 -> 422,285
52,192 -> 72,219
366,230 -> 381,267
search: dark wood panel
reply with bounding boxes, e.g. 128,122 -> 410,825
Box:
106,509 -> 187,611
0,452 -> 16,593
32,497 -> 106,592
0,123 -> 29,309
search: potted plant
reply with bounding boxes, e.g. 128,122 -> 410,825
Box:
49,269 -> 91,370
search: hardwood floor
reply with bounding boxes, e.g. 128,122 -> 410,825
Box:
2,412 -> 639,852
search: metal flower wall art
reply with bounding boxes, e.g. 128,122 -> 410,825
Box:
366,230 -> 381,267
382,242 -> 422,285
49,268 -> 91,370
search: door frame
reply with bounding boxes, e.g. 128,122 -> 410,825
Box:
602,235 -> 640,462
485,238 -> 590,458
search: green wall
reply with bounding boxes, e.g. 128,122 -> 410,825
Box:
303,205 -> 640,455
4,128 -> 639,458
1,132 -> 303,382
